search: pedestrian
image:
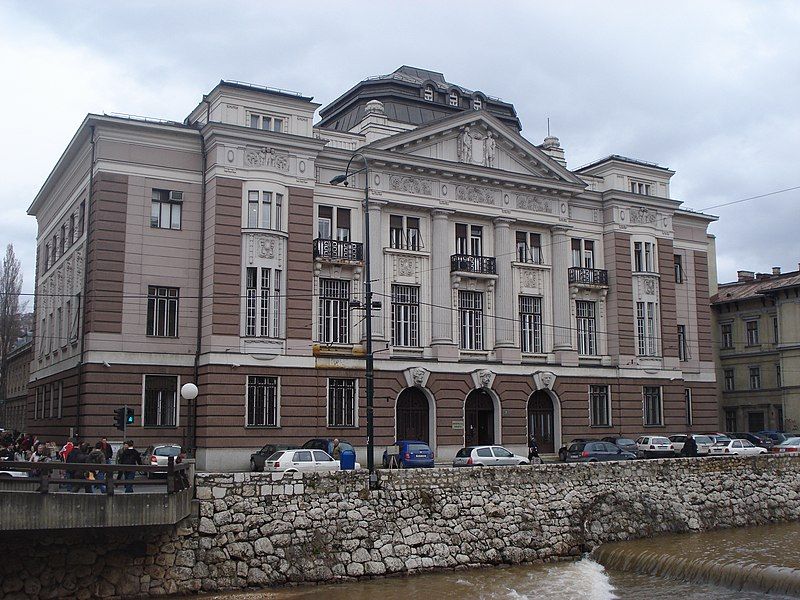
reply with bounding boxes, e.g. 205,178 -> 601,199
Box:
528,434 -> 539,462
89,442 -> 106,492
100,437 -> 113,464
682,434 -> 698,458
117,440 -> 142,493
66,442 -> 93,493
331,439 -> 342,460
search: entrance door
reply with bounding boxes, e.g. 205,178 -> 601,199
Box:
396,388 -> 429,442
747,411 -> 765,433
465,390 -> 494,446
528,391 -> 555,453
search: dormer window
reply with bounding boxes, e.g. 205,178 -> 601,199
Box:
473,97 -> 483,110
423,86 -> 434,102
449,92 -> 459,107
630,180 -> 652,195
249,113 -> 284,133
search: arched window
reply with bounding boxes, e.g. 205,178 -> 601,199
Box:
473,97 -> 483,110
449,91 -> 459,107
423,86 -> 434,102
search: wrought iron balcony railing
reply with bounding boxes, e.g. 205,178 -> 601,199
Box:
450,254 -> 497,275
313,238 -> 363,262
568,267 -> 609,286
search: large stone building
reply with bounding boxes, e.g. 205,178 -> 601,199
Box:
27,66 -> 718,469
712,267 -> 800,433
1,335 -> 32,433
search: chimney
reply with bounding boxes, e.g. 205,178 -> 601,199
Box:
772,266 -> 781,275
541,136 -> 567,167
737,270 -> 755,282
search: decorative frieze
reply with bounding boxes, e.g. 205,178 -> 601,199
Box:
515,194 -> 554,214
389,175 -> 433,196
455,185 -> 496,206
246,233 -> 284,267
629,207 -> 657,224
244,147 -> 289,172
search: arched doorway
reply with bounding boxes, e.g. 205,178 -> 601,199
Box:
396,388 -> 430,442
465,389 -> 494,446
528,390 -> 555,453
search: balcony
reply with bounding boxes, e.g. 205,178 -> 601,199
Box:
313,238 -> 363,263
450,254 -> 497,275
568,267 -> 609,287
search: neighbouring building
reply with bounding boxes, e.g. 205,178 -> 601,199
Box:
1,335 -> 33,433
712,266 -> 800,433
27,66 -> 718,470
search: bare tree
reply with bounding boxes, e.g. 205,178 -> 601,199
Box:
0,244 -> 24,402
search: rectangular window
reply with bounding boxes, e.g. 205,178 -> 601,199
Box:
245,268 -> 282,338
249,113 -> 283,131
746,320 -> 760,346
245,267 -> 257,336
720,322 -> 733,349
777,364 -> 782,387
69,214 -> 76,244
391,285 -> 419,347
336,208 -> 351,241
589,385 -> 611,427
636,301 -> 659,356
724,368 -> 735,391
724,408 -> 737,431
275,193 -> 283,230
246,190 -> 282,230
246,376 -> 279,427
318,279 -> 350,344
643,386 -> 663,426
576,300 -> 597,355
77,201 -> 85,237
328,378 -> 356,427
151,189 -> 182,230
273,269 -> 282,338
516,231 -> 542,263
48,383 -> 54,418
634,241 -> 655,272
52,234 -> 57,262
749,366 -> 761,390
56,307 -> 63,348
519,296 -> 543,353
455,223 -> 482,256
449,92 -> 459,107
260,269 -> 271,337
685,388 -> 693,426
60,225 -> 66,255
146,286 -> 179,337
143,375 -> 178,427
677,324 -> 687,361
630,181 -> 652,195
572,239 -> 595,268
459,291 -> 484,350
389,215 -> 422,251
773,317 -> 779,344
317,206 -> 332,239
57,381 -> 63,419
44,244 -> 50,271
674,255 -> 684,283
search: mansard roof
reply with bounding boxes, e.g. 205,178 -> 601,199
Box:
712,270 -> 800,304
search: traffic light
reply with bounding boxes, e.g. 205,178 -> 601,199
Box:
125,408 -> 134,425
113,407 -> 135,430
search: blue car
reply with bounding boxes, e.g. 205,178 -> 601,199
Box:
382,440 -> 434,468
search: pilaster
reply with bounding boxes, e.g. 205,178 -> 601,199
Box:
430,209 -> 458,361
551,224 -> 578,366
493,217 -> 520,364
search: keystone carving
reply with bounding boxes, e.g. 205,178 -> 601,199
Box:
532,371 -> 556,391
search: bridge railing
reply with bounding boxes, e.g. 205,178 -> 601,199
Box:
0,457 -> 191,495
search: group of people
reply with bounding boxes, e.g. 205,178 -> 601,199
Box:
1,431 -> 143,493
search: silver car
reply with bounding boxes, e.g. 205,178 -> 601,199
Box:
263,449 -> 360,474
143,444 -> 184,477
669,434 -> 713,456
452,445 -> 530,467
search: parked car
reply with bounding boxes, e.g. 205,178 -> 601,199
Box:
250,443 -> 297,472
263,448 -> 360,474
728,432 -> 774,450
705,433 -> 733,445
382,440 -> 434,468
771,437 -> 800,453
558,438 -> 594,462
452,446 -> 529,467
601,437 -> 638,454
757,431 -> 787,445
669,434 -> 714,456
714,439 -> 768,456
301,438 -> 355,458
565,441 -> 636,463
635,436 -> 675,458
142,444 -> 184,478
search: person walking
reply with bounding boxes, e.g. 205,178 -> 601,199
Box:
682,434 -> 698,458
528,434 -> 540,462
88,442 -> 106,492
67,442 -> 92,493
117,440 -> 142,493
100,437 -> 114,464
331,439 -> 342,460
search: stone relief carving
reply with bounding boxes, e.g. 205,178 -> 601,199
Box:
629,207 -> 656,224
515,194 -> 553,214
519,269 -> 542,290
389,175 -> 432,196
456,185 -> 496,205
456,126 -> 497,167
396,256 -> 415,277
403,366 -> 430,389
532,371 -> 556,391
470,369 -> 495,389
643,277 -> 658,295
245,147 -> 289,172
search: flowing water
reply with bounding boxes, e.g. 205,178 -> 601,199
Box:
193,522 -> 800,600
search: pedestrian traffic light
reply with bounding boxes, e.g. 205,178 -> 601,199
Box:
125,407 -> 134,425
113,407 -> 135,430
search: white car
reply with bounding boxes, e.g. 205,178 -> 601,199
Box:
772,437 -> 800,454
635,436 -> 675,459
669,434 -> 713,456
263,449 -> 359,474
452,445 -> 530,467
715,439 -> 768,456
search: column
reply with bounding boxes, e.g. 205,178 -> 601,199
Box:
367,200 -> 385,341
493,218 -> 520,363
551,224 -> 579,366
430,209 -> 458,361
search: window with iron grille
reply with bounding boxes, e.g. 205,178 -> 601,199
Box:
146,286 -> 179,337
643,386 -> 663,426
389,215 -> 422,251
328,378 -> 356,427
519,296 -> 543,353
318,279 -> 350,344
151,189 -> 182,230
590,385 -> 611,427
246,376 -> 279,427
391,285 -> 419,347
576,300 -> 597,355
144,375 -> 177,427
459,291 -> 484,350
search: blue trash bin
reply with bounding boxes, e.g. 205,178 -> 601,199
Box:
340,449 -> 356,470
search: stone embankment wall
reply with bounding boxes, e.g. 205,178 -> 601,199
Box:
2,455 -> 800,599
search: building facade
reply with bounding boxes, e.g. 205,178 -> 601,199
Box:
1,336 -> 32,433
27,67 -> 718,470
712,267 -> 800,433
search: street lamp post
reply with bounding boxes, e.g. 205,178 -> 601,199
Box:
330,152 -> 378,489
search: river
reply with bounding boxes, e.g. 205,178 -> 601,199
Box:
193,522 -> 800,599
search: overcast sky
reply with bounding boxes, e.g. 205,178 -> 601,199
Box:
1,0 -> 798,295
